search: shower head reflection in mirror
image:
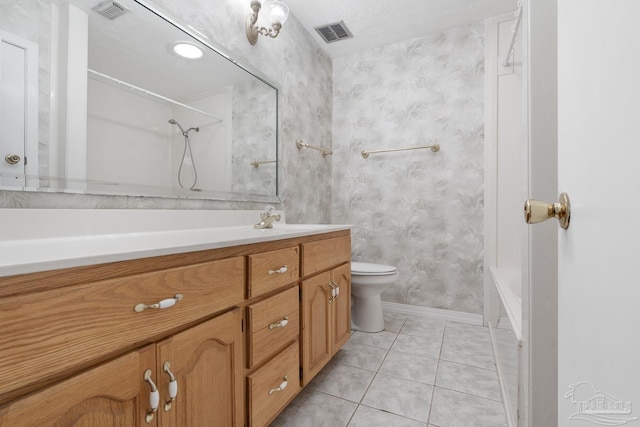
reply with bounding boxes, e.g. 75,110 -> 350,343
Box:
169,119 -> 200,191
168,119 -> 199,137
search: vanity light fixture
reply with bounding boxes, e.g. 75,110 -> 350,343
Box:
171,41 -> 203,59
246,0 -> 289,45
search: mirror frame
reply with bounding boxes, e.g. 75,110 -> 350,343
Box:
3,0 -> 282,204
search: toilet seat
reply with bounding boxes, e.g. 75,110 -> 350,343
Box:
351,262 -> 397,276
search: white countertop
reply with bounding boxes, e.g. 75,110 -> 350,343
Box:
0,209 -> 351,277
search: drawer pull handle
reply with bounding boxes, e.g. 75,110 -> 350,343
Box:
268,316 -> 289,330
268,375 -> 288,395
163,361 -> 178,412
268,265 -> 288,275
134,294 -> 183,313
143,369 -> 160,423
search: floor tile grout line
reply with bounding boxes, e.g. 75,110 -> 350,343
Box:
354,402 -> 433,425
426,319 -> 447,425
432,384 -> 504,403
345,317 -> 405,426
383,347 -> 441,362
437,358 -> 500,373
437,356 -> 497,371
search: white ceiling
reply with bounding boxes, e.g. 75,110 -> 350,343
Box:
81,0 -> 254,99
284,0 -> 518,58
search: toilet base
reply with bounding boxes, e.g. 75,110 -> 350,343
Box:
351,294 -> 385,333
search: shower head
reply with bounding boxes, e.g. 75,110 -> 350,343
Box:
169,119 -> 199,136
168,118 -> 186,135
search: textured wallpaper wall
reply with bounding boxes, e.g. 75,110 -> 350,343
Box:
0,0 -> 333,222
332,24 -> 485,314
231,79 -> 277,196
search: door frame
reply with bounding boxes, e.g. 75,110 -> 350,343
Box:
522,0 -> 558,426
0,29 -> 39,188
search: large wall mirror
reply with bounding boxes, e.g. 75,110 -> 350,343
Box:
0,0 -> 279,202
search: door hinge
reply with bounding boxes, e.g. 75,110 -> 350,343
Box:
299,286 -> 302,302
24,156 -> 27,165
299,367 -> 303,380
241,318 -> 244,332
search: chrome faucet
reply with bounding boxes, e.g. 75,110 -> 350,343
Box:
254,206 -> 281,229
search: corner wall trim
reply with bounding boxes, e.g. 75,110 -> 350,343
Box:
488,323 -> 517,427
381,302 -> 483,326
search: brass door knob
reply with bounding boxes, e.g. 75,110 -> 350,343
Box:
524,192 -> 571,229
4,154 -> 21,165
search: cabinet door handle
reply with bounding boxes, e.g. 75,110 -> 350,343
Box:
268,375 -> 288,394
330,280 -> 340,298
268,316 -> 289,330
134,294 -> 183,313
268,265 -> 288,275
328,281 -> 337,303
143,369 -> 160,423
163,361 -> 178,412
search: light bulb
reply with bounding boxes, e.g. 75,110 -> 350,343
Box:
171,42 -> 203,59
267,1 -> 289,25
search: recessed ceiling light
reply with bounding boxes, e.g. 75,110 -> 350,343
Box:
171,42 -> 203,59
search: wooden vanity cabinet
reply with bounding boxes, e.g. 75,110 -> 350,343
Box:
244,247 -> 301,427
300,237 -> 351,386
245,234 -> 351,426
0,309 -> 244,427
0,257 -> 245,400
0,229 -> 351,427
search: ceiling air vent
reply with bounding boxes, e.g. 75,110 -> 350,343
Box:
93,0 -> 129,20
314,21 -> 353,44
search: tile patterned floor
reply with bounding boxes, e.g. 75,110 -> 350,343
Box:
271,311 -> 508,427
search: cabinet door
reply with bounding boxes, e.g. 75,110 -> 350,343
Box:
331,263 -> 351,354
0,345 -> 155,427
300,272 -> 332,385
156,309 -> 244,427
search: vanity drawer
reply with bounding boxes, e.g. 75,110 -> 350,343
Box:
0,256 -> 244,400
301,235 -> 351,276
248,246 -> 299,298
247,341 -> 301,427
247,286 -> 299,369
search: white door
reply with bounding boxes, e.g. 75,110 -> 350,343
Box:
556,1 -> 640,425
0,30 -> 38,188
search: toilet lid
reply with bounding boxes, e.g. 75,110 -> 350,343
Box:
351,261 -> 397,276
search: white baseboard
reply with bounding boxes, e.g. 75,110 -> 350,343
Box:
381,302 -> 484,326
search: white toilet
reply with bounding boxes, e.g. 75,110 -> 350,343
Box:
350,261 -> 398,333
